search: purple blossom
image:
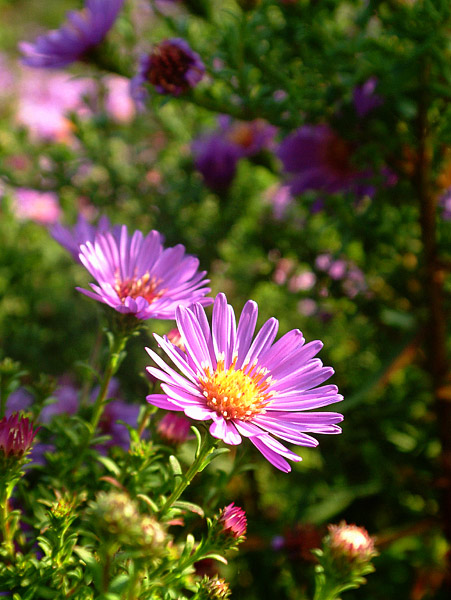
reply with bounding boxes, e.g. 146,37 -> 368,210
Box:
439,188 -> 451,220
353,77 -> 383,118
266,185 -> 293,220
192,134 -> 241,191
4,389 -> 32,417
146,293 -> 343,472
51,214 -> 118,262
277,124 -> 375,199
77,225 -> 212,320
192,117 -> 276,191
131,38 -> 205,105
19,0 -> 125,69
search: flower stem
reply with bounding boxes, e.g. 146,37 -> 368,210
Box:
90,331 -> 128,433
159,432 -> 217,517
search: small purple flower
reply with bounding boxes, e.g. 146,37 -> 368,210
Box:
278,124 -> 375,199
439,188 -> 451,220
51,214 -> 118,262
98,399 -> 140,451
131,38 -> 205,105
353,77 -> 383,118
192,134 -> 241,192
219,503 -> 247,539
77,225 -> 212,320
19,0 -> 125,69
146,293 -> 343,472
192,117 -> 275,192
266,185 -> 293,220
0,414 -> 39,460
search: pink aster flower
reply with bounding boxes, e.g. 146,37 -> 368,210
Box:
157,413 -> 191,444
0,414 -> 39,460
13,188 -> 61,225
219,503 -> 247,539
77,225 -> 212,320
51,214 -> 117,262
19,0 -> 125,69
146,293 -> 343,472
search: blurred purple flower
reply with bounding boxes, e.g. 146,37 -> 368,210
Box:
278,124 -> 375,199
146,292 -> 343,472
193,117 -> 276,191
19,0 -> 125,69
315,253 -> 333,272
98,400 -> 140,451
131,38 -> 205,105
289,271 -> 316,292
267,185 -> 293,220
439,188 -> 451,220
12,188 -> 61,225
328,260 -> 347,281
353,77 -> 383,118
40,381 -> 79,423
4,389 -> 32,417
77,225 -> 212,320
51,214 -> 118,262
104,75 -> 135,123
297,298 -> 317,317
192,134 -> 241,191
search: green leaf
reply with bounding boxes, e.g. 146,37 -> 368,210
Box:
96,455 -> 121,477
169,454 -> 182,476
172,500 -> 205,517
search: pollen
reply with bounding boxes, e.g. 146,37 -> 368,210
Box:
200,359 -> 274,421
114,271 -> 163,305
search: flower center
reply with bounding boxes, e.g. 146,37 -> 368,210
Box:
114,272 -> 162,305
227,123 -> 255,150
200,359 -> 273,421
146,42 -> 194,95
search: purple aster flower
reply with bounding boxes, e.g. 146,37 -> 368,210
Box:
19,0 -> 125,69
219,503 -> 247,539
0,414 -> 39,460
439,188 -> 451,220
217,115 -> 277,158
278,124 -> 375,199
131,38 -> 205,105
192,134 -> 241,192
77,225 -> 212,320
353,77 -> 383,118
51,214 -> 118,262
146,293 -> 343,472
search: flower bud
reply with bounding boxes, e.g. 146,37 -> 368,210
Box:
197,575 -> 231,599
0,414 -> 39,464
219,503 -> 247,539
157,413 -> 191,445
327,522 -> 376,564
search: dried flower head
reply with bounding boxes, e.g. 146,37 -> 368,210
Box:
198,575 -> 231,599
219,503 -> 247,539
131,38 -> 205,105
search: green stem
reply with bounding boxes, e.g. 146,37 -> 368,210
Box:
159,433 -> 217,517
0,484 -> 15,559
90,331 -> 128,433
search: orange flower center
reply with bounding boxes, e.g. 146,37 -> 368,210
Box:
114,272 -> 163,305
324,133 -> 353,175
227,123 -> 255,150
200,358 -> 273,421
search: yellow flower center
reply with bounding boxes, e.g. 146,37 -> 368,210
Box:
114,272 -> 163,305
200,358 -> 273,421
